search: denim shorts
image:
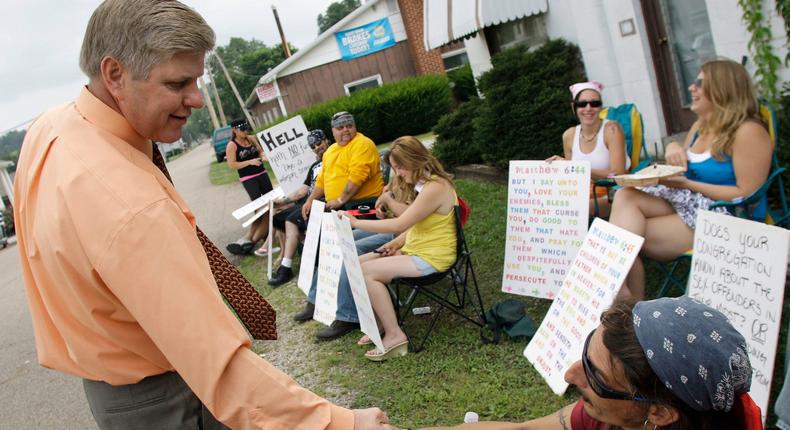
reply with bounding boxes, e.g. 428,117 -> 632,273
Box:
411,256 -> 438,276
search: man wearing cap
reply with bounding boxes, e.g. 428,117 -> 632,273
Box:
301,111 -> 384,219
13,0 -> 394,428
268,129 -> 330,285
421,296 -> 760,430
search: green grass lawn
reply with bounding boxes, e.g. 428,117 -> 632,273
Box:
228,173 -> 789,426
209,160 -> 278,186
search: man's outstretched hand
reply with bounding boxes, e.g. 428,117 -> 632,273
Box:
353,408 -> 398,430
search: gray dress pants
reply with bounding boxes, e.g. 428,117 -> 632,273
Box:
83,371 -> 229,430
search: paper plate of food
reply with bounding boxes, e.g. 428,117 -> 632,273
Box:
613,164 -> 686,187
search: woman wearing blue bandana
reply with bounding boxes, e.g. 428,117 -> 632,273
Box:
420,297 -> 761,430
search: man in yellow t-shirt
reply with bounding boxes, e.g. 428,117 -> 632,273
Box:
302,111 -> 383,219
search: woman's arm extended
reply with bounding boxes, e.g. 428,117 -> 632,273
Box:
418,404 -> 576,430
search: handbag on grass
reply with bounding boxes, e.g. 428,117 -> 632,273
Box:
480,299 -> 537,344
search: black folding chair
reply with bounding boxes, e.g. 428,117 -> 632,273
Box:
388,206 -> 486,352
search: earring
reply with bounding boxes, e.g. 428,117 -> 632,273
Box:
642,419 -> 658,430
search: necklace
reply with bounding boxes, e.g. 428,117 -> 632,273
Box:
580,122 -> 601,142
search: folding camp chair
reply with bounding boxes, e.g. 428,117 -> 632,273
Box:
655,102 -> 788,297
591,103 -> 652,218
388,205 -> 486,352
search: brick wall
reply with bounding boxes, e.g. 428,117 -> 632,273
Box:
397,0 -> 446,75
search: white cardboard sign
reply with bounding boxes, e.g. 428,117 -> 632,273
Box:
297,200 -> 326,296
314,213 -> 343,326
332,214 -> 385,353
503,160 -> 591,299
686,211 -> 790,422
233,187 -> 283,220
255,115 -> 314,195
525,219 -> 644,394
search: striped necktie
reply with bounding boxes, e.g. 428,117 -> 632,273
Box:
151,145 -> 277,340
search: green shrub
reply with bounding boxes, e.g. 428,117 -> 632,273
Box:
261,74 -> 453,145
447,64 -> 477,103
432,97 -> 484,168
475,40 -> 585,168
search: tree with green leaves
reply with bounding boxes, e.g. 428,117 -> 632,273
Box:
207,37 -> 295,122
0,129 -> 25,170
317,0 -> 360,34
182,107 -> 212,144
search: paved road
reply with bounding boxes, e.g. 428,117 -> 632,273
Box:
0,142 -> 249,429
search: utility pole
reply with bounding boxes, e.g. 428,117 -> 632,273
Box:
271,5 -> 291,58
199,76 -> 220,130
212,50 -> 259,129
205,60 -> 227,126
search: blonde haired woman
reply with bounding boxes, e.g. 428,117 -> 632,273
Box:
342,136 -> 458,361
610,58 -> 773,299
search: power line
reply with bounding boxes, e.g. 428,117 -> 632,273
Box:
0,116 -> 37,136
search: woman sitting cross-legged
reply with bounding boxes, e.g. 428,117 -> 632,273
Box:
609,58 -> 772,300
547,80 -> 629,218
341,136 -> 458,361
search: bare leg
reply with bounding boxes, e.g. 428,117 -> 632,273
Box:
361,255 -> 423,352
249,213 -> 270,243
608,188 -> 681,299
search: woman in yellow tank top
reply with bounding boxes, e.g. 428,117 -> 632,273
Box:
342,136 -> 457,361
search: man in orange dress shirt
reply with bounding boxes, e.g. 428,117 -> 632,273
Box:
13,1 -> 394,429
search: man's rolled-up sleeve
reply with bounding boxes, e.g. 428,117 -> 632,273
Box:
95,199 -> 354,430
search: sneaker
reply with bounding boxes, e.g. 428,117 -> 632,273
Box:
226,238 -> 254,255
316,320 -> 360,341
268,265 -> 294,287
294,302 -> 315,322
254,246 -> 281,257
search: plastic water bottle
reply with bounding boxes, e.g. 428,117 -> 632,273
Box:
464,412 -> 479,424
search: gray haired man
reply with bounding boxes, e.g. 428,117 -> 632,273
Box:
14,0 -> 393,429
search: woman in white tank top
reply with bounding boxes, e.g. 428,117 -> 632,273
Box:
547,81 -> 629,217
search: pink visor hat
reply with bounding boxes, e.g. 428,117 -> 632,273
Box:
569,81 -> 604,100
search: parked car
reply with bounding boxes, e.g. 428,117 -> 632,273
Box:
212,125 -> 233,163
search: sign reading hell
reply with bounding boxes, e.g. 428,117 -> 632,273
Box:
502,160 -> 591,299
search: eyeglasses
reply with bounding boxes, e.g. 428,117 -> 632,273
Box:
692,78 -> 704,89
581,330 -> 652,402
574,100 -> 603,109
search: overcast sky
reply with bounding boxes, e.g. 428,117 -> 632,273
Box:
0,0 -> 337,134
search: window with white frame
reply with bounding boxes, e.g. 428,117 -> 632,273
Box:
344,74 -> 383,95
441,48 -> 469,71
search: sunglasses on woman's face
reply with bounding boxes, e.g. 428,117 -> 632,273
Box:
692,78 -> 704,89
575,100 -> 603,109
581,330 -> 652,402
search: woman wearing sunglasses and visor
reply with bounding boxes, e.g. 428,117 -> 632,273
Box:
547,81 -> 629,218
421,297 -> 761,430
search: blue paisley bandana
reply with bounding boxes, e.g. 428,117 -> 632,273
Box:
632,296 -> 752,412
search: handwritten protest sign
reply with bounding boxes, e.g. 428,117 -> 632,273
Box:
232,187 -> 283,221
297,200 -> 326,296
525,219 -> 644,394
255,115 -> 314,195
686,211 -> 789,422
332,214 -> 385,353
314,213 -> 343,326
503,160 -> 591,299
